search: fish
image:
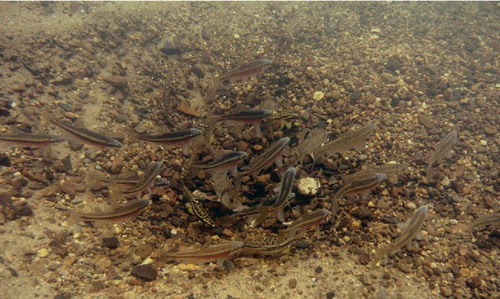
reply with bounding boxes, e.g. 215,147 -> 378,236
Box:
288,128 -> 327,166
241,233 -> 298,256
218,58 -> 272,83
218,109 -> 274,135
207,58 -> 272,102
69,199 -> 149,225
119,161 -> 164,198
250,167 -> 297,227
45,113 -> 123,148
212,172 -> 243,211
218,109 -> 274,123
163,241 -> 244,264
135,128 -> 202,155
181,181 -> 215,227
335,173 -> 387,200
369,205 -> 429,268
0,132 -> 66,147
315,122 -> 376,159
281,209 -> 331,241
193,151 -> 247,177
426,131 -> 458,181
342,163 -> 408,185
468,213 -> 500,231
240,137 -> 290,177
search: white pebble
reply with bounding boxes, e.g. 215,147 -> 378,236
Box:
480,140 -> 487,146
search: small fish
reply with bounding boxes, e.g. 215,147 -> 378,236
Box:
120,161 -> 164,197
335,173 -> 387,200
240,137 -> 290,177
46,114 -> 123,148
181,181 -> 215,227
193,151 -> 247,177
315,122 -> 375,158
241,233 -> 298,256
102,176 -> 140,186
218,58 -> 272,83
468,213 -> 500,231
218,109 -> 274,135
218,109 -> 274,123
426,131 -> 458,181
288,128 -> 327,166
369,205 -> 429,268
342,163 -> 408,185
0,132 -> 66,147
207,59 -> 272,102
212,172 -> 243,211
251,167 -> 297,226
164,241 -> 244,264
136,128 -> 202,155
70,199 -> 149,225
282,209 -> 331,241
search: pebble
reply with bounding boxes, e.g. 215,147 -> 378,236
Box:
131,264 -> 157,281
358,154 -> 368,161
110,157 -> 124,174
158,38 -> 180,55
233,33 -> 240,39
288,278 -> 297,289
326,291 -> 335,299
103,76 -> 128,88
480,140 -> 487,146
68,139 -> 84,151
135,244 -> 153,259
102,236 -> 120,249
297,177 -> 320,196
37,248 -> 49,258
440,176 -> 450,187
313,91 -> 325,101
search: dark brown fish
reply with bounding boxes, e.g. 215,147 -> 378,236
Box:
193,151 -> 247,176
218,109 -> 274,123
136,128 -> 202,145
240,137 -> 290,177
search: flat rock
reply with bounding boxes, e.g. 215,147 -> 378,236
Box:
131,264 -> 157,281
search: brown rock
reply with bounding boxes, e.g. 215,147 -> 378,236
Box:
288,278 -> 297,289
103,76 -> 128,88
102,236 -> 119,249
110,157 -> 124,174
131,264 -> 157,281
135,244 -> 153,259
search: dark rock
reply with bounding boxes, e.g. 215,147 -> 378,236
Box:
326,291 -> 335,298
102,236 -> 119,249
385,56 -> 401,72
191,64 -> 205,78
68,139 -> 84,151
59,103 -> 73,112
315,266 -> 323,273
62,155 -> 72,171
15,203 -> 33,217
131,264 -> 157,281
158,38 -> 181,55
103,76 -> 128,88
288,278 -> 297,288
0,153 -> 11,166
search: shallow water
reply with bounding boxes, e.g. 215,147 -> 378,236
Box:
0,2 -> 498,298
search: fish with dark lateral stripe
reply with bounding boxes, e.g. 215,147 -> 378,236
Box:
44,113 -> 122,148
0,132 -> 65,147
369,205 -> 429,268
135,128 -> 201,155
69,199 -> 149,226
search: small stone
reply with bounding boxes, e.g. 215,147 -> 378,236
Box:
233,33 -> 240,39
191,64 -> 205,78
68,139 -> 84,151
237,141 -> 248,151
131,264 -> 157,281
110,157 -> 124,174
288,278 -> 297,289
135,244 -> 153,259
37,248 -> 49,258
440,286 -> 453,297
313,91 -> 325,101
331,90 -> 341,101
102,236 -> 119,249
315,266 -> 323,274
103,76 -> 128,88
222,228 -> 234,237
78,89 -> 89,99
326,291 -> 335,298
358,154 -> 368,161
440,176 -> 450,187
297,177 -> 320,196
158,38 -> 181,55
370,28 -> 381,33
480,140 -> 487,146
